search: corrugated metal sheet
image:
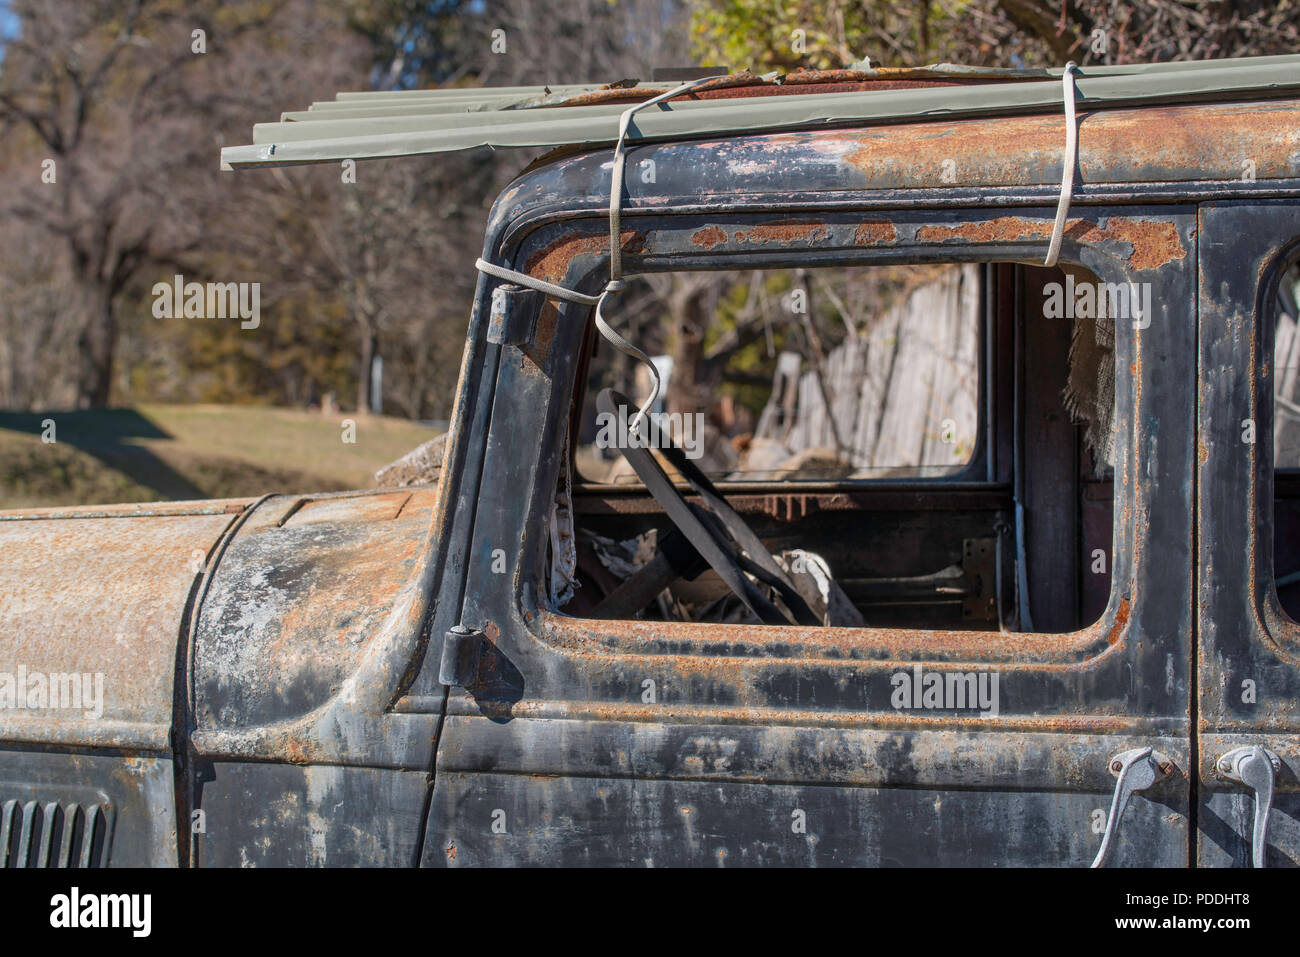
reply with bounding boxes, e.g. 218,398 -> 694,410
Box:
221,54 -> 1300,171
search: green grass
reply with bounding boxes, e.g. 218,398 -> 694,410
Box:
0,404 -> 439,509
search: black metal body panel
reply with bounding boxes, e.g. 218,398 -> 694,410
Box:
414,127 -> 1203,866
425,720 -> 1187,866
0,749 -> 176,867
193,762 -> 428,867
1196,201 -> 1300,866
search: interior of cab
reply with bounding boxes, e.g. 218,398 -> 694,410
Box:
548,261 -> 1118,634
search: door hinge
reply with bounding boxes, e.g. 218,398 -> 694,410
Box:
486,284 -> 541,347
439,625 -> 484,688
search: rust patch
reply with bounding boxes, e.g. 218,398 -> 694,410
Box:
855,220 -> 897,246
536,596 -> 1116,668
832,102 -> 1300,193
523,302 -> 560,367
691,226 -> 727,249
733,219 -> 830,246
916,216 -> 1185,271
0,508 -> 240,743
1104,598 -> 1132,646
542,67 -> 1034,109
282,491 -> 409,527
445,842 -> 457,861
523,230 -> 646,285
1095,218 -> 1187,271
916,218 -> 1053,245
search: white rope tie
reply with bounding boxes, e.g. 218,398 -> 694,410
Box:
474,257 -> 601,305
475,76 -> 716,430
1044,62 -> 1080,269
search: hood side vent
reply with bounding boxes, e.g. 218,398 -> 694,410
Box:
0,799 -> 114,868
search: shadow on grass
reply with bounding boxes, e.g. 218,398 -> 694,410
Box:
0,408 -> 208,500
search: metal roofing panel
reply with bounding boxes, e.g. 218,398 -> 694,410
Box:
222,55 -> 1300,171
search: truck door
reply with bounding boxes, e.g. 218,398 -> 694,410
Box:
1197,201 -> 1300,867
421,194 -> 1199,866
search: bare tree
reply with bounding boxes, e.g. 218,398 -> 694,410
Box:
0,0 -> 355,407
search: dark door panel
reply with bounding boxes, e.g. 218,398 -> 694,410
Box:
425,201 -> 1200,866
424,718 -> 1189,867
1197,201 -> 1300,867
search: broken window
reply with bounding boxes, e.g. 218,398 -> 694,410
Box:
550,262 -> 1116,635
575,265 -> 981,484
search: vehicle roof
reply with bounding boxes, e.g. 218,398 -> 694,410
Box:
221,54 -> 1300,170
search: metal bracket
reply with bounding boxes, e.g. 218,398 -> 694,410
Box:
439,625 -> 484,688
486,284 -> 541,347
1216,745 -> 1282,868
960,537 -> 997,623
1091,747 -> 1174,868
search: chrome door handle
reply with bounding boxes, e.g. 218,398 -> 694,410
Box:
1216,746 -> 1282,868
1091,747 -> 1174,868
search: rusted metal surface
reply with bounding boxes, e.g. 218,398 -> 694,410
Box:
187,487 -> 444,769
493,102 -> 1300,240
414,200 -> 1196,745
193,762 -> 429,867
537,68 -> 1014,109
194,490 -> 428,728
0,502 -> 248,750
524,230 -> 646,283
731,219 -> 832,245
0,500 -> 251,521
0,751 -> 179,867
1194,202 -> 1300,865
9,82 -> 1300,866
427,722 -> 1187,866
435,719 -> 1179,789
916,217 -> 1187,271
525,598 -> 1129,668
403,102 -> 1213,863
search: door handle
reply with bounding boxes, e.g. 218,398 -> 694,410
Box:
1091,747 -> 1174,868
1216,745 -> 1282,868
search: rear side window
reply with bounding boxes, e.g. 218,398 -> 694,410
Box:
575,264 -> 981,484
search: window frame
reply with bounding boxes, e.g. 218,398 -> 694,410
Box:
498,203 -> 1189,682
1260,238 -> 1300,631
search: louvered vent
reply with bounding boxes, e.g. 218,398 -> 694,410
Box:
0,799 -> 114,868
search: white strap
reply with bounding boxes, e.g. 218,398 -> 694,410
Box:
476,76 -> 717,428
474,257 -> 601,305
608,76 -> 716,282
1044,62 -> 1080,269
473,257 -> 662,432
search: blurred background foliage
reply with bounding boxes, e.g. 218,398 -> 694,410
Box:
0,0 -> 1297,428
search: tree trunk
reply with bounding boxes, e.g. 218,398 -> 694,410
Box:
667,288 -> 709,416
75,285 -> 116,408
357,327 -> 379,413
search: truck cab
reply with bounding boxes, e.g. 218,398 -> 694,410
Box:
4,56 -> 1300,867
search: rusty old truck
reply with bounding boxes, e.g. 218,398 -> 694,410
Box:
3,54 -> 1300,867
